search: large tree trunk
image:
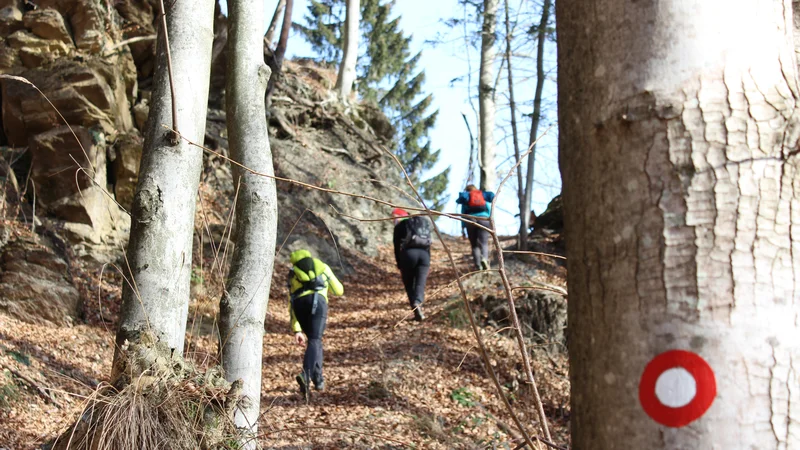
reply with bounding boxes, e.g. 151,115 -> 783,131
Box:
519,0 -> 550,248
115,0 -> 214,359
335,0 -> 359,99
478,0 -> 498,191
219,0 -> 278,441
559,0 -> 800,448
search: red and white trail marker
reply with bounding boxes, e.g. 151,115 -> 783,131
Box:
639,349 -> 716,427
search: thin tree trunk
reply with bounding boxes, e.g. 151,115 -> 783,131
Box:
266,0 -> 294,105
219,0 -> 278,442
521,0 -> 550,246
478,0 -> 498,191
114,0 -> 215,363
559,0 -> 800,448
336,0 -> 359,99
264,0 -> 286,49
503,0 -> 524,250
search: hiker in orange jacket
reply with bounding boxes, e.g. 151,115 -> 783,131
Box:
287,249 -> 343,395
456,185 -> 495,270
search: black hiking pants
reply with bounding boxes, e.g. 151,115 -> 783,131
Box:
466,218 -> 491,269
397,248 -> 431,308
292,293 -> 328,386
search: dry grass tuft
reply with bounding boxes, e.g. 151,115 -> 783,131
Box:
48,332 -> 244,450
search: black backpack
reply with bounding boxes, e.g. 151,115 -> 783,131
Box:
402,216 -> 432,250
288,257 -> 328,300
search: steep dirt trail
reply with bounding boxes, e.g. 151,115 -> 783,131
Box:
0,235 -> 568,449
255,238 -> 552,449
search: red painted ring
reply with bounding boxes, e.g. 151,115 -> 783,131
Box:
639,349 -> 716,427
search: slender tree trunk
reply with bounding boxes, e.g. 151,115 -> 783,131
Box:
114,0 -> 214,361
521,0 -> 550,245
559,0 -> 800,448
503,0 -> 524,249
266,0 -> 294,105
219,0 -> 278,441
478,0 -> 498,191
264,0 -> 286,49
336,0 -> 359,99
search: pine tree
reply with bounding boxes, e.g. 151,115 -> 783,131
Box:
298,0 -> 449,208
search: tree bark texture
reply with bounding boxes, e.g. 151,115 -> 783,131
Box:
115,0 -> 215,358
559,1 -> 800,448
520,0 -> 550,247
336,0 -> 359,99
220,0 -> 279,440
478,0 -> 498,191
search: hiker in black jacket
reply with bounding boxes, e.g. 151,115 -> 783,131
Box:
392,208 -> 431,321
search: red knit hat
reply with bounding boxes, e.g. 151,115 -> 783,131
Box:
391,208 -> 409,217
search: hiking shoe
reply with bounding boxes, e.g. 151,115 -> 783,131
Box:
480,259 -> 490,271
314,380 -> 325,391
296,373 -> 309,398
413,305 -> 425,322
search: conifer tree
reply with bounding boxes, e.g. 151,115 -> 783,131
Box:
297,0 -> 449,208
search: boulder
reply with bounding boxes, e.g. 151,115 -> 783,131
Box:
534,194 -> 563,232
482,290 -> 567,354
0,232 -> 80,325
132,97 -> 149,131
1,58 -> 134,146
0,4 -> 24,36
22,8 -> 72,45
6,29 -> 71,67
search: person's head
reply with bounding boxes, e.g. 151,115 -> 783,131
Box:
465,184 -> 478,192
391,208 -> 409,225
290,249 -> 312,264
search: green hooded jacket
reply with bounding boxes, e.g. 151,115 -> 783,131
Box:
287,249 -> 344,333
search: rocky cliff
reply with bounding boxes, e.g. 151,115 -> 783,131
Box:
0,0 -> 408,324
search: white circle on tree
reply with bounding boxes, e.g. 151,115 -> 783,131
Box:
654,367 -> 697,408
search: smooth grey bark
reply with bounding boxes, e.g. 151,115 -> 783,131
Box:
219,0 -> 278,440
336,0 -> 359,99
266,0 -> 294,105
115,0 -> 214,360
520,0 -> 550,248
559,0 -> 800,448
264,0 -> 286,49
478,0 -> 498,191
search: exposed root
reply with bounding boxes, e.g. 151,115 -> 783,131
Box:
48,332 -> 244,450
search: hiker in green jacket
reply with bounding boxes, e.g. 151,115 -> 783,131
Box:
287,249 -> 344,395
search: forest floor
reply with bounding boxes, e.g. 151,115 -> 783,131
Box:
0,235 -> 570,449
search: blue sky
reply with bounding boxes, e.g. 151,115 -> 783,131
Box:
225,0 -> 561,235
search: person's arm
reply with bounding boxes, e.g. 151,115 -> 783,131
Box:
324,265 -> 344,296
289,300 -> 302,333
484,191 -> 495,203
393,222 -> 403,265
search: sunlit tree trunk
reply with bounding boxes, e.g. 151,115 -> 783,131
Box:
266,0 -> 293,105
478,0 -> 498,191
503,0 -> 524,250
559,0 -> 800,448
115,0 -> 214,361
264,0 -> 286,49
520,0 -> 550,248
218,0 -> 278,443
336,0 -> 359,99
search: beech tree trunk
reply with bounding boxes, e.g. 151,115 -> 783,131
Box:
519,0 -> 550,248
478,0 -> 498,191
115,0 -> 214,358
218,0 -> 278,442
559,1 -> 800,448
336,0 -> 359,99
